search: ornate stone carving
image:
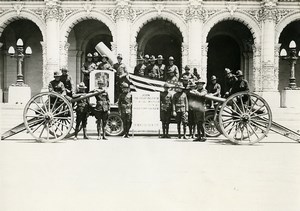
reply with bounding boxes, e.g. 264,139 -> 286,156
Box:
110,42 -> 117,55
113,4 -> 135,22
12,3 -> 24,16
246,8 -> 293,24
83,2 -> 94,15
225,3 -> 239,17
60,42 -> 70,69
184,4 -> 206,21
154,4 -> 165,17
262,61 -> 276,90
44,5 -> 64,21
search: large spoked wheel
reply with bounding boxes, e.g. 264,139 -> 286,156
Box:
204,111 -> 221,137
105,112 -> 124,136
23,92 -> 74,143
219,91 -> 272,145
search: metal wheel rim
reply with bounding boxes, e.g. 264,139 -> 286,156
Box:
105,113 -> 124,136
23,92 -> 74,143
204,112 -> 221,137
219,91 -> 272,145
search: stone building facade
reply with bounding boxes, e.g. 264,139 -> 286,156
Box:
0,0 -> 300,107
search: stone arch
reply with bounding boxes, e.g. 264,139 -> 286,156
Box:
276,11 -> 300,43
131,10 -> 188,44
0,10 -> 46,41
60,10 -> 116,43
203,11 -> 261,46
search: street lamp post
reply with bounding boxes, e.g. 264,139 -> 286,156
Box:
8,38 -> 32,86
280,40 -> 300,89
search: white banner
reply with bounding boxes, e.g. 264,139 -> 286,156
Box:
132,92 -> 160,132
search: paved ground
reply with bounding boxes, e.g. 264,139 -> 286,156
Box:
0,134 -> 300,211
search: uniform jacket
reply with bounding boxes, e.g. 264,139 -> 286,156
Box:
98,62 -> 112,70
224,75 -> 237,94
82,61 -> 96,80
160,91 -> 172,111
48,80 -> 66,95
134,63 -> 147,76
146,64 -> 160,79
73,92 -> 90,113
173,91 -> 188,113
118,92 -> 132,114
167,64 -> 179,79
60,74 -> 74,95
157,64 -> 166,80
207,83 -> 221,97
113,63 -> 128,78
190,88 -> 207,112
231,79 -> 249,95
95,89 -> 110,112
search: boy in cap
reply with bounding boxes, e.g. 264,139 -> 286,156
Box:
160,83 -> 173,138
207,75 -> 221,108
172,82 -> 189,139
81,53 -> 97,92
94,79 -> 111,140
73,82 -> 90,140
118,83 -> 133,138
190,79 -> 207,142
98,54 -> 112,70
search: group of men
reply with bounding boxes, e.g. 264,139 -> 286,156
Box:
48,50 -> 249,141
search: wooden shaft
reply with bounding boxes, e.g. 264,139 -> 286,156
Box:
70,91 -> 103,103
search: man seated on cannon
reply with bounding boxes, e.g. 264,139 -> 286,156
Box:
118,83 -> 133,138
160,83 -> 173,138
94,79 -> 111,140
190,79 -> 207,142
48,71 -> 66,95
224,68 -> 237,98
60,68 -> 74,100
172,82 -> 189,139
73,82 -> 90,140
207,75 -> 221,108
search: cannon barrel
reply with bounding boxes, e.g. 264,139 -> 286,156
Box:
70,90 -> 104,103
203,94 -> 226,103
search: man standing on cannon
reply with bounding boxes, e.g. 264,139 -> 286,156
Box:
172,82 -> 189,139
94,79 -> 110,140
118,83 -> 132,138
73,82 -> 90,141
190,79 -> 207,142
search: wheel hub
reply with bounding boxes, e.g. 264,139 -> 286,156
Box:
44,112 -> 53,122
241,114 -> 250,123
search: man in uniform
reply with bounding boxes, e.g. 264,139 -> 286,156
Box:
166,68 -> 178,88
157,55 -> 166,81
81,53 -> 96,92
93,52 -> 101,69
230,70 -> 249,95
113,53 -> 129,101
224,68 -> 237,97
160,83 -> 173,138
181,65 -> 196,81
146,55 -> 159,79
193,68 -> 201,80
186,81 -> 197,138
134,55 -> 146,77
60,68 -> 74,100
98,54 -> 113,70
167,56 -> 179,80
118,83 -> 132,138
190,79 -> 207,142
73,82 -> 90,140
172,82 -> 189,139
207,75 -> 221,108
181,75 -> 190,89
94,80 -> 111,140
48,71 -> 66,95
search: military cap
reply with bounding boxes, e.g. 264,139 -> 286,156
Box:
182,75 -> 189,81
117,54 -> 123,59
144,54 -> 150,59
211,75 -> 217,80
236,70 -> 244,77
188,81 -> 197,88
93,52 -> 99,57
78,82 -> 87,89
150,55 -> 156,61
53,71 -> 62,77
184,65 -> 190,70
169,56 -> 174,61
195,79 -> 206,84
61,68 -> 68,72
163,82 -> 171,88
225,68 -> 231,74
157,55 -> 164,60
121,82 -> 129,88
176,82 -> 185,89
87,53 -> 93,57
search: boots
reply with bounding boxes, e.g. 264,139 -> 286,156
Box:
102,125 -> 107,140
83,128 -> 89,139
183,125 -> 187,139
74,125 -> 79,141
177,124 -> 181,139
161,123 -> 166,138
165,124 -> 170,138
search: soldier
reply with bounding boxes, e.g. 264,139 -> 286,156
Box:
186,81 -> 197,138
224,68 -> 237,97
143,54 -> 150,67
160,83 -> 173,138
207,75 -> 221,108
167,56 -> 179,80
113,54 -> 129,101
134,55 -> 146,77
146,55 -> 160,79
230,70 -> 249,95
172,82 -> 189,139
98,54 -> 113,70
118,83 -> 132,138
157,55 -> 166,81
93,52 -> 101,68
181,75 -> 190,89
190,79 -> 207,142
94,79 -> 111,140
60,68 -> 74,100
48,71 -> 66,95
73,82 -> 90,141
166,68 -> 178,87
193,68 -> 201,80
81,53 -> 96,92
181,65 -> 196,81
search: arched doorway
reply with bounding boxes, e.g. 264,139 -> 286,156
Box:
0,19 -> 43,101
278,20 -> 300,91
207,20 -> 254,96
136,19 -> 183,74
67,19 -> 112,84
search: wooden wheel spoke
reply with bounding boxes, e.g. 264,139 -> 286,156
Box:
53,109 -> 69,117
39,123 -> 46,138
31,120 -> 46,134
52,119 -> 64,135
248,123 -> 259,139
246,124 -> 252,142
250,121 -> 267,134
33,100 -> 46,114
52,103 -> 65,116
224,105 -> 242,117
232,99 -> 243,115
28,107 -> 44,116
250,97 -> 259,112
222,117 -> 241,124
239,96 -> 246,114
51,96 -> 59,112
40,96 -> 48,112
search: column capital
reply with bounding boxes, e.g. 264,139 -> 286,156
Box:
185,2 -> 205,22
44,1 -> 63,21
113,1 -> 134,22
259,0 -> 278,22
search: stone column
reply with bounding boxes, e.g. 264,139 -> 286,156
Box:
130,43 -> 138,70
114,0 -> 132,69
43,0 -> 62,91
186,0 -> 204,74
200,43 -> 208,82
60,41 -> 70,69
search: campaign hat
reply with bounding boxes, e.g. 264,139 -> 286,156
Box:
78,82 -> 87,89
53,71 -> 62,77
